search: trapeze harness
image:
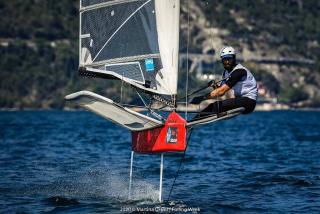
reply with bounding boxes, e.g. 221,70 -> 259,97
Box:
201,64 -> 258,116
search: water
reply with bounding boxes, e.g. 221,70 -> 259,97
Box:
1,111 -> 320,213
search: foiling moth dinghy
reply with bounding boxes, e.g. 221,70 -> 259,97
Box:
66,0 -> 244,202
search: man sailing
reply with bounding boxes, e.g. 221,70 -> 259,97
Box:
191,46 -> 258,119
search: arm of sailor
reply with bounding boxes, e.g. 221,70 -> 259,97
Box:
207,69 -> 246,98
207,84 -> 231,98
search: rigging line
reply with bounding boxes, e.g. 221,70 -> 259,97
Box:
155,85 -> 208,111
120,72 -> 124,104
166,128 -> 194,202
136,90 -> 164,121
185,0 -> 190,119
154,77 -> 228,111
136,89 -> 148,108
122,104 -> 147,108
209,21 -> 215,74
207,4 -> 221,116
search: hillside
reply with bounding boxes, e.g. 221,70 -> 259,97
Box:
0,0 -> 319,109
180,1 -> 320,107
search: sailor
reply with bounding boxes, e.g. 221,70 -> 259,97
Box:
191,46 -> 258,118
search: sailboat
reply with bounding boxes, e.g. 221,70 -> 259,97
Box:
66,0 -> 244,202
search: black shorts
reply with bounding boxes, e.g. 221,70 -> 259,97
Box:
199,97 -> 256,116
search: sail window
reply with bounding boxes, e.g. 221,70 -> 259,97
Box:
105,62 -> 145,84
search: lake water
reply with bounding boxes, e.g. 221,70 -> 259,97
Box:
1,111 -> 320,213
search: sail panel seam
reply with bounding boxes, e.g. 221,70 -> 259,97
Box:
83,53 -> 160,67
80,0 -> 144,12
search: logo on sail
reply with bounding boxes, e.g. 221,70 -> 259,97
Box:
145,58 -> 155,72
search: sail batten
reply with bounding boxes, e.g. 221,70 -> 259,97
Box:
79,0 -> 180,96
81,0 -> 143,12
83,53 -> 161,67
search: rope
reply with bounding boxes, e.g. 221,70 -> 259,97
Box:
120,72 -> 124,104
152,94 -> 175,109
166,128 -> 193,202
208,12 -> 221,114
136,90 -> 165,121
185,0 -> 190,119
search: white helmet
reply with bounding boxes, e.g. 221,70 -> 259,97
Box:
220,46 -> 236,59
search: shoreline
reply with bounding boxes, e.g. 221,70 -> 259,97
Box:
1,106 -> 320,112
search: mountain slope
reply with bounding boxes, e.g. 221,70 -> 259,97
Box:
0,0 -> 319,109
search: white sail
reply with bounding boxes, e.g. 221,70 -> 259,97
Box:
79,0 -> 180,96
154,0 -> 180,95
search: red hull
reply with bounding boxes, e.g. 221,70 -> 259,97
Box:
132,112 -> 187,153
